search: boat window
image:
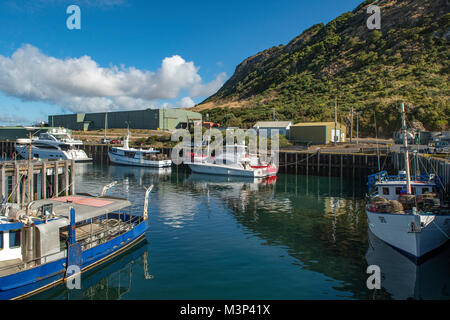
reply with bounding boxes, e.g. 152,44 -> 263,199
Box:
125,151 -> 136,158
395,187 -> 402,195
33,154 -> 39,158
382,187 -> 390,195
422,187 -> 429,194
411,187 -> 416,195
35,144 -> 59,150
9,229 -> 21,248
0,231 -> 3,250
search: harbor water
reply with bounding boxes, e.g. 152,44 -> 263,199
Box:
29,163 -> 450,300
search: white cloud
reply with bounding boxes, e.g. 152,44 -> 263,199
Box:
177,97 -> 196,109
189,72 -> 227,97
0,114 -> 29,125
0,44 -> 226,113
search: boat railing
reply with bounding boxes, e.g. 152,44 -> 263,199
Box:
380,175 -> 433,182
368,170 -> 434,186
73,213 -> 144,251
0,214 -> 145,277
0,249 -> 67,275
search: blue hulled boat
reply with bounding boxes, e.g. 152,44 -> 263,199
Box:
0,185 -> 153,299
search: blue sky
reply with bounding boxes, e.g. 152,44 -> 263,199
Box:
0,0 -> 363,125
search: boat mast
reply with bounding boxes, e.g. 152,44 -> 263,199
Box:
401,103 -> 411,194
124,122 -> 130,150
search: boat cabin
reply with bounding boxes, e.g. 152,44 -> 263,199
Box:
0,195 -> 138,277
110,147 -> 163,161
374,181 -> 437,201
369,170 -> 438,201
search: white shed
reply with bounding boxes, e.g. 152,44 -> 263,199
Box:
253,121 -> 292,138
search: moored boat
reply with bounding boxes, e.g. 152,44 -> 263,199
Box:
187,145 -> 278,178
0,184 -> 153,300
365,104 -> 450,259
15,128 -> 91,162
108,130 -> 171,168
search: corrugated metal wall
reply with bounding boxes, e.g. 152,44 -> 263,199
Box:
49,109 -> 202,131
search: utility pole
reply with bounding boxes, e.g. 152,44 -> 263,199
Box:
355,112 -> 360,145
350,107 -> 353,144
334,97 -> 338,146
104,112 -> 108,139
374,112 -> 380,171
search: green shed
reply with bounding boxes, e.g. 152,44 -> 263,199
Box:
289,122 -> 347,145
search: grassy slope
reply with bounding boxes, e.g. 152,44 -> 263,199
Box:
196,0 -> 450,136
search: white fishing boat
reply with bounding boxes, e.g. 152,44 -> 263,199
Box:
365,104 -> 450,259
187,145 -> 278,178
108,130 -> 171,168
15,128 -> 91,162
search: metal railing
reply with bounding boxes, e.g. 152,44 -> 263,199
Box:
0,213 -> 145,277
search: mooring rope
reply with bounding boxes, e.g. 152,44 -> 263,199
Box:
278,150 -> 321,167
432,219 -> 450,240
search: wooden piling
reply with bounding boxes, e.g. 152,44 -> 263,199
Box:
28,163 -> 34,203
70,160 -> 75,195
53,161 -> 59,197
0,164 -> 5,200
64,161 -> 69,196
41,161 -> 47,200
14,164 -> 20,205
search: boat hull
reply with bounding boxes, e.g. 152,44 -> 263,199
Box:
188,162 -> 277,178
366,210 -> 450,259
108,151 -> 172,168
15,145 -> 92,162
0,218 -> 147,300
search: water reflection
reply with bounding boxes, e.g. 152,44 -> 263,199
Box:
366,231 -> 450,300
31,163 -> 449,300
29,240 -> 150,300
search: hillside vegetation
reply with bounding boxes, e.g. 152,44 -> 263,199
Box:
196,0 -> 450,136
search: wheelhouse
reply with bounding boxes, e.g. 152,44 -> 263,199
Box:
0,195 -> 142,278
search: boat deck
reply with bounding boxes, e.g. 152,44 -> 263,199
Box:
61,219 -> 133,246
0,259 -> 23,277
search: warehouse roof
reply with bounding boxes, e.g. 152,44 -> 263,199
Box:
253,121 -> 292,128
292,122 -> 346,127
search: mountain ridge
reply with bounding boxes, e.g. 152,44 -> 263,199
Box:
195,0 -> 450,136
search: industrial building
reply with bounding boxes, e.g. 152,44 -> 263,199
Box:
0,126 -> 72,141
48,109 -> 202,131
289,122 -> 347,145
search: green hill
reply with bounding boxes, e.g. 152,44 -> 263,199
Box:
196,0 -> 450,136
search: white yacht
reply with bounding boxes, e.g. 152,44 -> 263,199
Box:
15,128 -> 91,162
187,145 -> 278,178
365,104 -> 450,259
108,131 -> 172,168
